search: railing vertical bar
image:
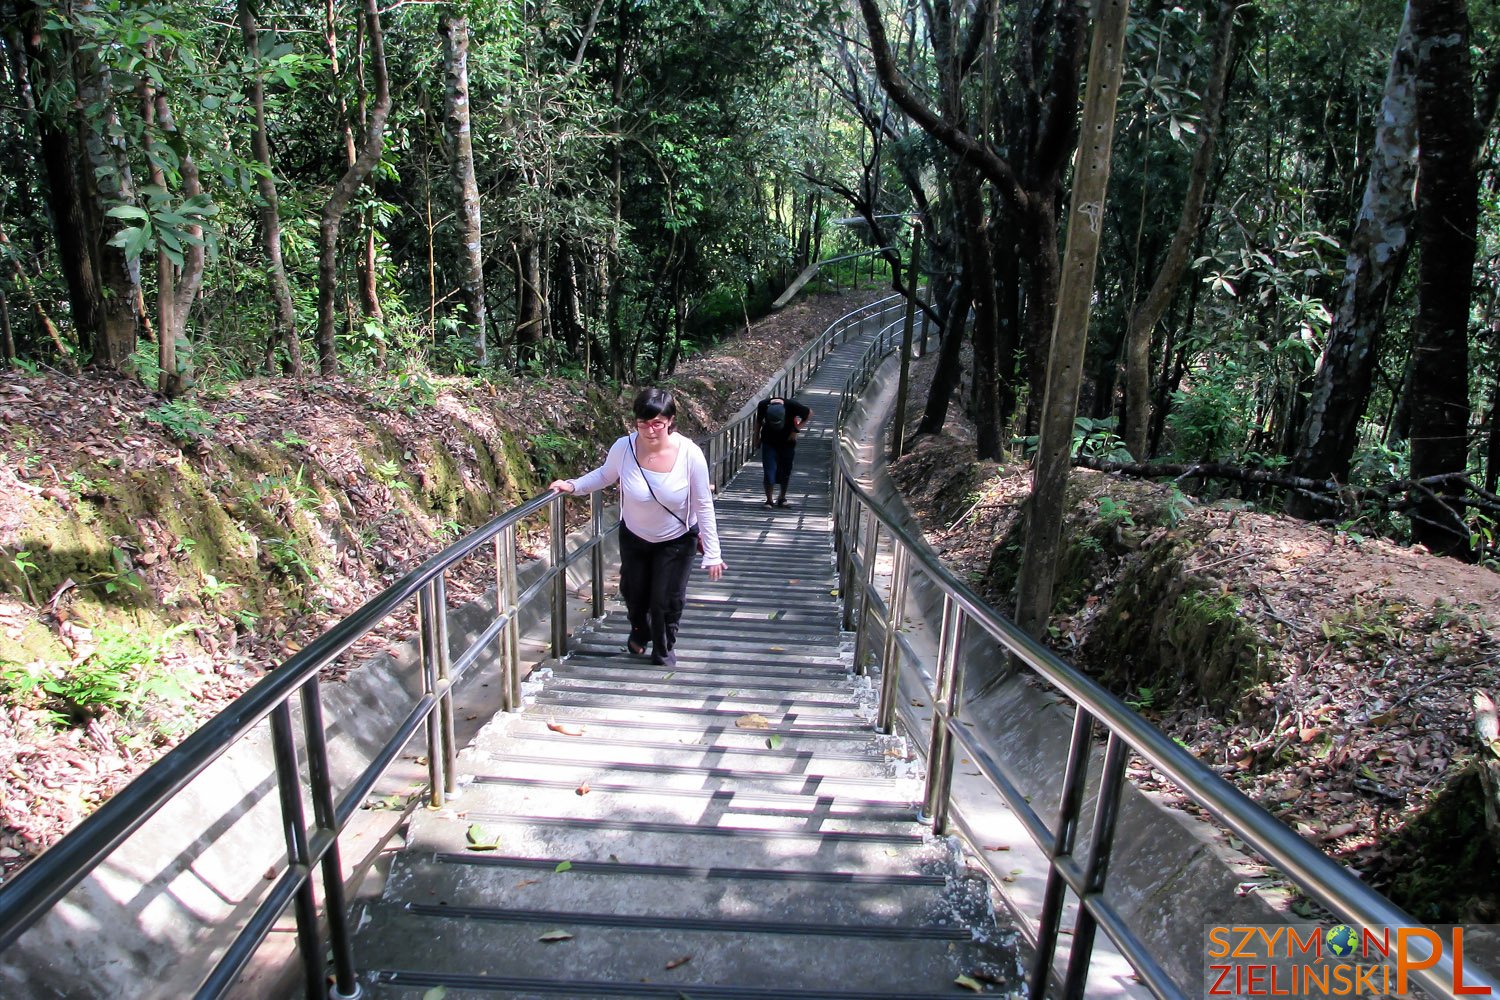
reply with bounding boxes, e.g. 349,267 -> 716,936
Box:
503,523 -> 522,711
876,542 -> 909,734
920,596 -> 962,828
1061,731 -> 1129,1000
268,701 -> 325,1000
549,493 -> 568,660
1028,705 -> 1097,999
417,582 -> 444,808
433,573 -> 457,797
850,511 -> 881,676
494,533 -> 513,713
590,492 -> 606,615
298,678 -> 362,1000
839,501 -> 862,631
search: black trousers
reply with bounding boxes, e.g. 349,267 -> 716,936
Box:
618,522 -> 698,661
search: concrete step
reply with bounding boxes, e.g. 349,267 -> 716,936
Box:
523,700 -> 873,734
472,717 -> 910,765
458,757 -> 917,799
401,809 -> 935,873
539,663 -> 857,694
528,684 -> 862,717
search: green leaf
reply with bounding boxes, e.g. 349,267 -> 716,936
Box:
123,226 -> 151,260
106,205 -> 149,221
954,974 -> 983,992
422,988 -> 447,1000
465,824 -> 500,851
554,860 -> 573,873
767,735 -> 783,750
537,929 -> 574,942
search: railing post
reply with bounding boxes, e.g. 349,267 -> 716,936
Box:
920,595 -> 964,830
299,678 -> 362,1000
1029,705 -> 1097,999
1061,731 -> 1129,999
590,491 -> 606,615
496,524 -> 522,712
433,573 -> 457,797
268,702 -> 325,1000
876,542 -> 909,735
417,582 -> 445,808
850,512 -> 881,675
549,492 -> 568,660
839,502 -> 861,631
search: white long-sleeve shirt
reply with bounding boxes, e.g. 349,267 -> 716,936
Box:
567,432 -> 723,568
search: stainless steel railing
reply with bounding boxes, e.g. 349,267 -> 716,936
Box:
0,290 -> 905,1000
830,320 -> 1497,999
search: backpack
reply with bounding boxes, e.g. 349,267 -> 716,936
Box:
765,398 -> 787,432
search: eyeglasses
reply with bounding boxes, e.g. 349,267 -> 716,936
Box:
635,417 -> 670,431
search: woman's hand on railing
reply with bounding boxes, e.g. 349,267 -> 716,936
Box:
549,480 -> 576,495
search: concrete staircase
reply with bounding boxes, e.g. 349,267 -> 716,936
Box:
348,334 -> 1023,998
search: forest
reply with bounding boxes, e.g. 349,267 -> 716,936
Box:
2,0 -> 1500,911
3,0 -> 1499,562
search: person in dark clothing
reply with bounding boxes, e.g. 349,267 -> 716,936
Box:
755,394 -> 812,507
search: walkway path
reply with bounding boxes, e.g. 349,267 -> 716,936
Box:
348,330 -> 1022,997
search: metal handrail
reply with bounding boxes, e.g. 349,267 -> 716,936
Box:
0,291 -> 908,1000
830,321 -> 1497,998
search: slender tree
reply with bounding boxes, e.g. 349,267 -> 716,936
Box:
1285,5 -> 1418,517
238,0 -> 302,376
1406,0 -> 1480,557
315,0 -> 392,375
440,11 -> 488,366
1121,0 -> 1239,460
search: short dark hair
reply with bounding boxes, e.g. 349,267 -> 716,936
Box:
633,388 -> 677,423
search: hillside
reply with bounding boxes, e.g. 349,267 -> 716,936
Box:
888,351 -> 1500,923
0,288 -> 885,878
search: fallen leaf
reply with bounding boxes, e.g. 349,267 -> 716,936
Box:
422,987 -> 447,1000
954,974 -> 984,993
537,929 -> 574,943
547,720 -> 585,736
466,824 -> 500,851
515,879 -> 540,888
788,579 -> 800,584
263,866 -> 276,881
736,713 -> 770,729
983,845 -> 1011,852
575,783 -> 590,796
767,734 -> 783,750
554,860 -> 573,873
665,955 -> 692,970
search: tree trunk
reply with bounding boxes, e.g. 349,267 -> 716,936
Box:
917,277 -> 967,434
1122,0 -> 1238,459
440,11 -> 488,366
315,0 -> 392,375
73,57 -> 139,368
140,63 -> 206,398
1014,0 -> 1132,639
513,240 -> 544,369
1286,5 -> 1419,517
1407,0 -> 1479,558
237,0 -> 302,376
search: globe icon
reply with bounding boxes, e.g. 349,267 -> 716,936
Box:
1326,924 -> 1359,958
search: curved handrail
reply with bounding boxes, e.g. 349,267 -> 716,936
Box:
0,290 -> 911,1000
830,327 -> 1496,998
